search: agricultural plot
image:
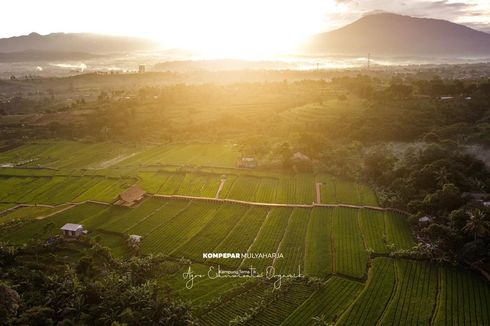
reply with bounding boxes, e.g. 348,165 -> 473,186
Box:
385,211 -> 416,250
0,176 -> 122,205
198,282 -> 271,326
75,206 -> 118,230
335,178 -> 361,205
315,174 -> 336,204
358,209 -> 388,253
247,282 -> 316,326
294,174 -> 316,204
282,277 -> 363,326
358,184 -> 379,206
332,207 -> 368,278
433,267 -> 490,325
274,208 -> 311,275
0,205 -> 69,225
209,206 -> 269,268
116,143 -> 239,168
241,207 -> 292,272
167,263 -> 249,305
35,177 -> 99,205
215,174 -> 237,198
304,207 -> 334,276
339,258 -> 396,326
73,177 -> 132,202
19,177 -> 67,201
124,169 -> 371,205
137,171 -> 170,193
0,141 -> 138,170
157,173 -> 185,194
225,175 -> 261,201
127,200 -> 189,237
0,203 -> 105,244
378,259 -> 438,326
0,176 -> 42,202
254,177 -> 278,202
97,199 -> 166,233
140,202 -> 219,255
175,173 -> 220,197
275,177 -> 296,203
173,204 -> 249,261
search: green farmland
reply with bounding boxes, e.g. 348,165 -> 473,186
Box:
137,170 -> 375,205
1,141 -> 489,326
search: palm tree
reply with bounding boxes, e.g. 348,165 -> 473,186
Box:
435,167 -> 449,186
463,209 -> 490,241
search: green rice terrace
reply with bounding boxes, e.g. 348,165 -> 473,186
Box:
1,141 -> 489,325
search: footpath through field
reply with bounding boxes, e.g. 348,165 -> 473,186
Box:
150,194 -> 409,215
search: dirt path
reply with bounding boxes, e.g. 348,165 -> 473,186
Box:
151,194 -> 408,215
35,204 -> 76,220
315,182 -> 322,204
215,178 -> 226,199
93,152 -> 137,169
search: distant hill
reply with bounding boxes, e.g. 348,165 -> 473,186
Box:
0,32 -> 158,55
0,50 -> 103,62
302,13 -> 490,57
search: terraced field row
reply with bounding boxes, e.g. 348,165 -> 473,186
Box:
114,143 -> 240,168
2,197 -> 489,325
0,175 -> 133,205
0,205 -> 69,226
138,171 -> 377,205
0,141 -> 138,170
1,199 -> 415,280
339,258 -> 490,326
0,142 -> 238,169
283,277 -> 363,326
193,258 -> 490,326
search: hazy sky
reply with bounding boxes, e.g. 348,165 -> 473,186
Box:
2,0 -> 490,56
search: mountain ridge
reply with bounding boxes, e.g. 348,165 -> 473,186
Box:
0,32 -> 159,54
302,13 -> 490,57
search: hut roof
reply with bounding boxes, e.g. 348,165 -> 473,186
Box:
60,223 -> 84,231
119,185 -> 145,204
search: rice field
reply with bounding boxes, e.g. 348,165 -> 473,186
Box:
0,196 -> 488,326
1,198 -> 415,281
1,142 -> 488,325
0,175 -> 134,205
134,170 -> 377,205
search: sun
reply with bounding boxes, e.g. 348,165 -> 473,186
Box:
136,0 -> 341,59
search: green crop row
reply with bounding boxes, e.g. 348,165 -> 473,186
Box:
282,277 -> 363,326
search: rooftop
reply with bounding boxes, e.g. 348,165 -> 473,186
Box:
60,223 -> 84,231
119,185 -> 146,203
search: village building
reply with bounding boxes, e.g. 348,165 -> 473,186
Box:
291,152 -> 311,162
114,185 -> 146,207
239,157 -> 257,168
129,234 -> 142,243
60,223 -> 85,237
418,216 -> 433,224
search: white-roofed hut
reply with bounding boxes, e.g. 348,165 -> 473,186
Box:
60,223 -> 85,237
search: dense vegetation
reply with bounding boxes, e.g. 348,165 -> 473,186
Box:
1,68 -> 490,324
365,143 -> 490,273
0,239 -> 195,325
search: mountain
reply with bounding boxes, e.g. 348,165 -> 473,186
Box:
302,13 -> 490,57
0,32 -> 159,55
0,50 -> 103,62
